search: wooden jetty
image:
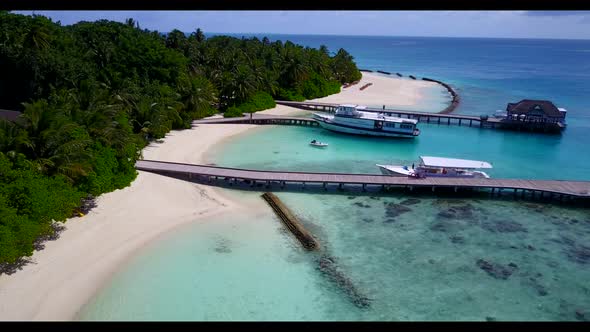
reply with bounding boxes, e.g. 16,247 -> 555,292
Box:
194,114 -> 319,127
136,160 -> 590,203
261,192 -> 320,250
273,100 -> 503,129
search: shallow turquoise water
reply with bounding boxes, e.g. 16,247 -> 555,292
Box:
78,36 -> 590,321
78,122 -> 590,321
78,187 -> 590,321
216,123 -> 590,181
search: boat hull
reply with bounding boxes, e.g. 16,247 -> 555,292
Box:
376,164 -> 412,176
317,120 -> 418,138
376,164 -> 490,178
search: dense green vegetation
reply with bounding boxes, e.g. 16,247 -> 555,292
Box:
0,12 -> 362,267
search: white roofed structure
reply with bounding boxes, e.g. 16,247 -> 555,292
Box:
419,156 -> 493,169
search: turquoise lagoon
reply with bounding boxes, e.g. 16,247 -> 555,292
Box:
77,36 -> 590,321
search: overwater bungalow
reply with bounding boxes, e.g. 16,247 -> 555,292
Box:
495,99 -> 567,132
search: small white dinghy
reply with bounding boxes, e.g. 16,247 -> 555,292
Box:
310,139 -> 328,148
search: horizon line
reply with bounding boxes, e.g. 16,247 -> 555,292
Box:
202,31 -> 590,41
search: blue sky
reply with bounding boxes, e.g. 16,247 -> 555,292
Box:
13,11 -> 590,40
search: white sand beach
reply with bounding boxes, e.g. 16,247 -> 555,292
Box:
312,72 -> 445,108
0,72 -> 443,320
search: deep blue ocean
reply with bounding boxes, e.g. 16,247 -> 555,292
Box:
222,34 -> 590,123
78,35 -> 590,321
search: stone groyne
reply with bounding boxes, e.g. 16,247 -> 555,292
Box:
422,77 -> 460,114
261,192 -> 372,308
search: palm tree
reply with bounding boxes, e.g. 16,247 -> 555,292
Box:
229,65 -> 258,104
19,100 -> 93,181
180,76 -> 218,118
23,21 -> 51,52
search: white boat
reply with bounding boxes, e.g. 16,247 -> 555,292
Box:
313,104 -> 420,138
310,139 -> 328,147
376,156 -> 492,178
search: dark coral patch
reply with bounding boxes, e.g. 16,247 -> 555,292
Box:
385,203 -> 412,218
399,198 -> 421,206
480,219 -> 528,233
476,259 -> 518,280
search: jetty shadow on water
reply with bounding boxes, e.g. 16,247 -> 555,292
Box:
156,171 -> 589,208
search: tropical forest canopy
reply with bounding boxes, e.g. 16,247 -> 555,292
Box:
0,11 -> 362,267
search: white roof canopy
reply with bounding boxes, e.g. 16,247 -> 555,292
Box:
419,156 -> 493,169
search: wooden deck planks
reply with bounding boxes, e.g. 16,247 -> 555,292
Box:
135,160 -> 590,198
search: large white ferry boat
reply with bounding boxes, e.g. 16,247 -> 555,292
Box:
376,156 -> 492,178
313,104 -> 420,138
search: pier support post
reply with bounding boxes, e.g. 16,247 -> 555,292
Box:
438,117 -> 441,124
302,182 -> 306,190
323,182 -> 327,191
459,119 -> 462,126
362,184 -> 366,192
454,186 -> 458,192
470,120 -> 473,127
491,188 -> 495,196
448,118 -> 451,125
281,181 -> 285,189
266,181 -> 270,188
410,186 -> 414,191
514,188 -> 517,198
251,180 -> 256,187
521,190 -> 525,199
339,183 -> 343,190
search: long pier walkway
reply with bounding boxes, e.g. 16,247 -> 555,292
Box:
136,160 -> 590,203
193,114 -> 319,126
274,100 -> 502,128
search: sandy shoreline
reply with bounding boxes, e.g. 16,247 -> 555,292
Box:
311,72 -> 447,109
0,72 -> 441,321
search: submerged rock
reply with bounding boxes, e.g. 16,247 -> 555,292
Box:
347,196 -> 357,200
480,219 -> 528,233
383,218 -> 397,224
399,198 -> 421,206
362,218 -> 374,223
385,203 -> 412,218
213,238 -> 232,254
430,219 -> 471,233
353,202 -> 371,208
575,310 -> 587,321
553,236 -> 590,265
485,316 -> 497,322
437,210 -> 456,219
476,259 -> 518,280
566,244 -> 590,265
316,255 -> 372,309
449,235 -> 465,244
436,204 -> 475,221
